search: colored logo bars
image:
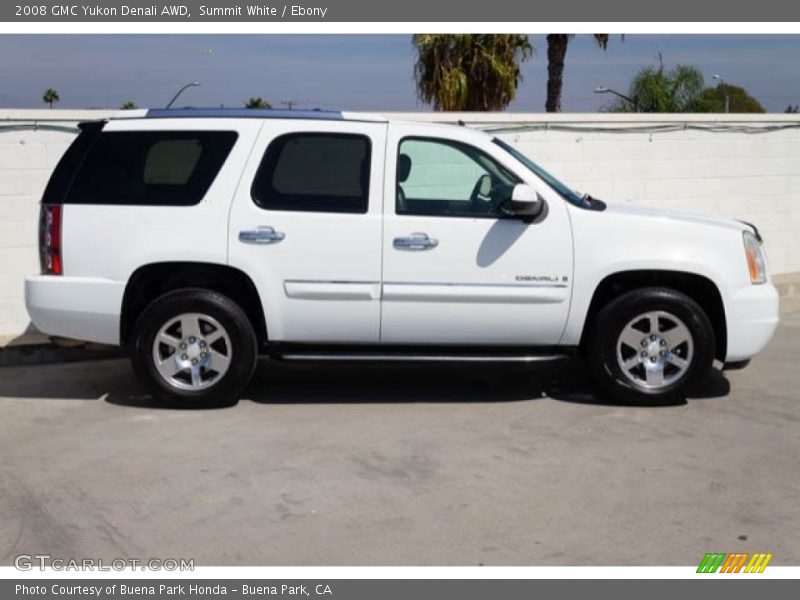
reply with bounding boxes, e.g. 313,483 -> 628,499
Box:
697,552 -> 773,573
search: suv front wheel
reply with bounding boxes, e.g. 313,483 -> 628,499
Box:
131,289 -> 258,408
587,287 -> 715,405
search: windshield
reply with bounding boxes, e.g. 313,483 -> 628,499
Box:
492,138 -> 587,208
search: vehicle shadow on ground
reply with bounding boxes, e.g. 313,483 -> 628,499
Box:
0,357 -> 730,409
116,358 -> 729,409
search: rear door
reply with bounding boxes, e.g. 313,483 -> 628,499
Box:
228,118 -> 387,343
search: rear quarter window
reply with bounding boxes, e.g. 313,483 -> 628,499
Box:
41,121 -> 103,205
64,130 -> 238,206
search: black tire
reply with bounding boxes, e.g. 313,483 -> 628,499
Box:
587,287 -> 715,405
131,288 -> 258,408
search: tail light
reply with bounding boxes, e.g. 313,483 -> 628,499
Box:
39,204 -> 63,275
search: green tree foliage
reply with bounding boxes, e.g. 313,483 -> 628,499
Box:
696,84 -> 765,113
546,34 -> 610,112
607,59 -> 707,113
244,97 -> 272,109
120,100 -> 137,110
608,58 -> 766,113
42,88 -> 60,109
413,34 -> 533,111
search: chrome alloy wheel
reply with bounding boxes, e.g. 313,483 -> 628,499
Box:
152,313 -> 232,391
616,310 -> 694,391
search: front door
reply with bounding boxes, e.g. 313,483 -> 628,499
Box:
380,124 -> 573,346
228,119 -> 387,343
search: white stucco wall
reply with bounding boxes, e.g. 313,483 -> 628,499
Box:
1,110 -> 799,340
389,112 -> 800,279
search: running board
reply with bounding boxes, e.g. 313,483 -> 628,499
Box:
276,352 -> 570,363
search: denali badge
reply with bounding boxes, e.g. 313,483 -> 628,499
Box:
515,275 -> 564,283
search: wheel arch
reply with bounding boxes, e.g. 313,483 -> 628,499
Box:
578,269 -> 727,361
120,262 -> 267,348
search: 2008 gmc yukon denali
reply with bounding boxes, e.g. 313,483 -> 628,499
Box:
25,108 -> 780,406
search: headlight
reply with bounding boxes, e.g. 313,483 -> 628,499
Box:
743,230 -> 767,284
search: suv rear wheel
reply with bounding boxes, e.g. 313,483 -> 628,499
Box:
587,287 -> 715,405
131,289 -> 258,407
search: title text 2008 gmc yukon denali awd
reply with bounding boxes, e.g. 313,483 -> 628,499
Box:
25,108 -> 780,406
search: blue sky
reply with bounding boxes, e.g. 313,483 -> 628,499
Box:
1,34 -> 799,112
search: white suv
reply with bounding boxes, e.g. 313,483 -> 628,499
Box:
25,109 -> 779,406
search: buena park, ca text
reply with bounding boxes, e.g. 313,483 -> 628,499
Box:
14,5 -> 329,18
16,584 -> 334,597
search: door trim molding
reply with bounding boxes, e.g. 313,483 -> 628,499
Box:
284,279 -> 380,301
382,281 -> 568,304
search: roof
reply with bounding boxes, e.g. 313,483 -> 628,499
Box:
112,107 -> 387,122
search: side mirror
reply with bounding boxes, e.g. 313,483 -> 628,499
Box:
502,183 -> 544,221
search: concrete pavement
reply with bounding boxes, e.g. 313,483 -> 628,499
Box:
0,308 -> 797,566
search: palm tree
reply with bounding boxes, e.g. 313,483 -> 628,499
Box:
42,88 -> 60,109
244,97 -> 272,109
120,100 -> 137,110
413,34 -> 533,111
545,34 -> 610,112
608,60 -> 707,113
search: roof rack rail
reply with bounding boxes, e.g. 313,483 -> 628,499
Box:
144,107 -> 344,120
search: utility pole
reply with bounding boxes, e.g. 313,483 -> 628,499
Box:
712,74 -> 730,113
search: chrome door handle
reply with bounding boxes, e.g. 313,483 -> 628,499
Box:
393,232 -> 439,251
239,226 -> 285,244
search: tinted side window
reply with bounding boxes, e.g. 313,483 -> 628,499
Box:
252,133 -> 371,214
41,121 -> 103,205
66,131 -> 238,206
397,137 -> 519,218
